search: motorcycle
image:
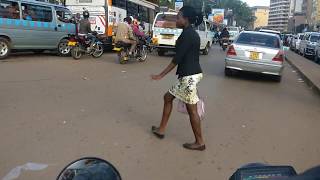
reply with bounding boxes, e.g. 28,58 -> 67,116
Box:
113,37 -> 147,64
222,37 -> 229,51
68,32 -> 104,60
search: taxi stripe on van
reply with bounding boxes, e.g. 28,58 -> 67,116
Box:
0,17 -> 75,33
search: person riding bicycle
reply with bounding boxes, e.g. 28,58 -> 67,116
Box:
115,17 -> 137,56
79,10 -> 96,52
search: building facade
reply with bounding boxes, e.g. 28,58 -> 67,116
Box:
252,6 -> 269,29
311,0 -> 320,30
268,0 -> 292,32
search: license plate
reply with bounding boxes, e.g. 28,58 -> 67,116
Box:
162,35 -> 173,39
113,47 -> 121,51
68,41 -> 76,46
250,51 -> 260,60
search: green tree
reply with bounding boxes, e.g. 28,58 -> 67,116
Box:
220,0 -> 255,28
183,0 -> 255,28
159,0 -> 174,9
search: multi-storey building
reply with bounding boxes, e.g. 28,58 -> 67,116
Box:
311,0 -> 320,30
252,6 -> 270,29
268,0 -> 292,32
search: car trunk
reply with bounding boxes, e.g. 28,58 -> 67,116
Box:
232,44 -> 280,64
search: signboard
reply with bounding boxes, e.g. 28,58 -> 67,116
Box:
211,9 -> 225,24
175,0 -> 183,12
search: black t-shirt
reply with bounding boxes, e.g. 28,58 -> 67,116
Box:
172,26 -> 202,78
79,19 -> 92,34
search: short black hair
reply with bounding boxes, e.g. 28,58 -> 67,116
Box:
125,17 -> 132,24
179,6 -> 203,27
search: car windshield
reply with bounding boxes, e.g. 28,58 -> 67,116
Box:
154,14 -> 178,29
236,33 -> 280,48
310,35 -> 320,42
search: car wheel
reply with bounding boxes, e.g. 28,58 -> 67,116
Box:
202,44 -> 209,55
158,50 -> 165,56
0,37 -> 11,60
273,75 -> 282,82
225,68 -> 233,76
58,39 -> 71,56
315,53 -> 320,63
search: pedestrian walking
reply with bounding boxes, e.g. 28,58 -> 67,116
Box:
151,6 -> 205,151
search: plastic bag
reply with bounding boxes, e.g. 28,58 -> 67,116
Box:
177,98 -> 205,119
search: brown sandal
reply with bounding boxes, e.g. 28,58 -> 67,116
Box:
151,126 -> 165,139
183,143 -> 206,151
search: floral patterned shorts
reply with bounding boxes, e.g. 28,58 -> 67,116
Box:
169,73 -> 203,105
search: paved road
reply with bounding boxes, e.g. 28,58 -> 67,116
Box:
1,46 -> 320,180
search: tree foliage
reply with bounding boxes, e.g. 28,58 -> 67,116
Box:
220,0 -> 256,28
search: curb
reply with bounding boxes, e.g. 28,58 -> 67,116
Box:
285,56 -> 320,95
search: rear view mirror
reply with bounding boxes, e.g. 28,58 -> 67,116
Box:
57,157 -> 121,180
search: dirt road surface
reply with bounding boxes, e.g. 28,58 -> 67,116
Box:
1,46 -> 320,180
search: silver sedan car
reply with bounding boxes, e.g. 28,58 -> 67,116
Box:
225,31 -> 284,82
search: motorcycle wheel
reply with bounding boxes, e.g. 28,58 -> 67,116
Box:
118,50 -> 127,64
92,44 -> 104,58
138,47 -> 147,62
71,46 -> 82,60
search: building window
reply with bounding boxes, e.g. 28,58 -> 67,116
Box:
127,1 -> 138,17
113,0 -> 126,9
0,0 -> 20,19
139,6 -> 149,23
21,3 -> 52,22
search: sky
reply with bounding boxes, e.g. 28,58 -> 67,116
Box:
241,0 -> 270,7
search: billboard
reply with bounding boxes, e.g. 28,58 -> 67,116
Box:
211,9 -> 225,24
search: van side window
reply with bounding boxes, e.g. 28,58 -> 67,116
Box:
0,0 -> 20,19
199,22 -> 205,31
55,7 -> 73,23
21,3 -> 52,22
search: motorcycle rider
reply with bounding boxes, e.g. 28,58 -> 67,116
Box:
115,16 -> 137,56
132,18 -> 146,56
79,10 -> 95,52
219,27 -> 230,46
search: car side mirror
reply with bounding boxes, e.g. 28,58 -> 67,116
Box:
57,157 -> 121,180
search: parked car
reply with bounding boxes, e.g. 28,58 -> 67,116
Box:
313,40 -> 320,63
0,0 -> 76,59
290,35 -> 297,50
152,12 -> 212,56
225,31 -> 284,82
299,32 -> 320,58
293,33 -> 304,52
